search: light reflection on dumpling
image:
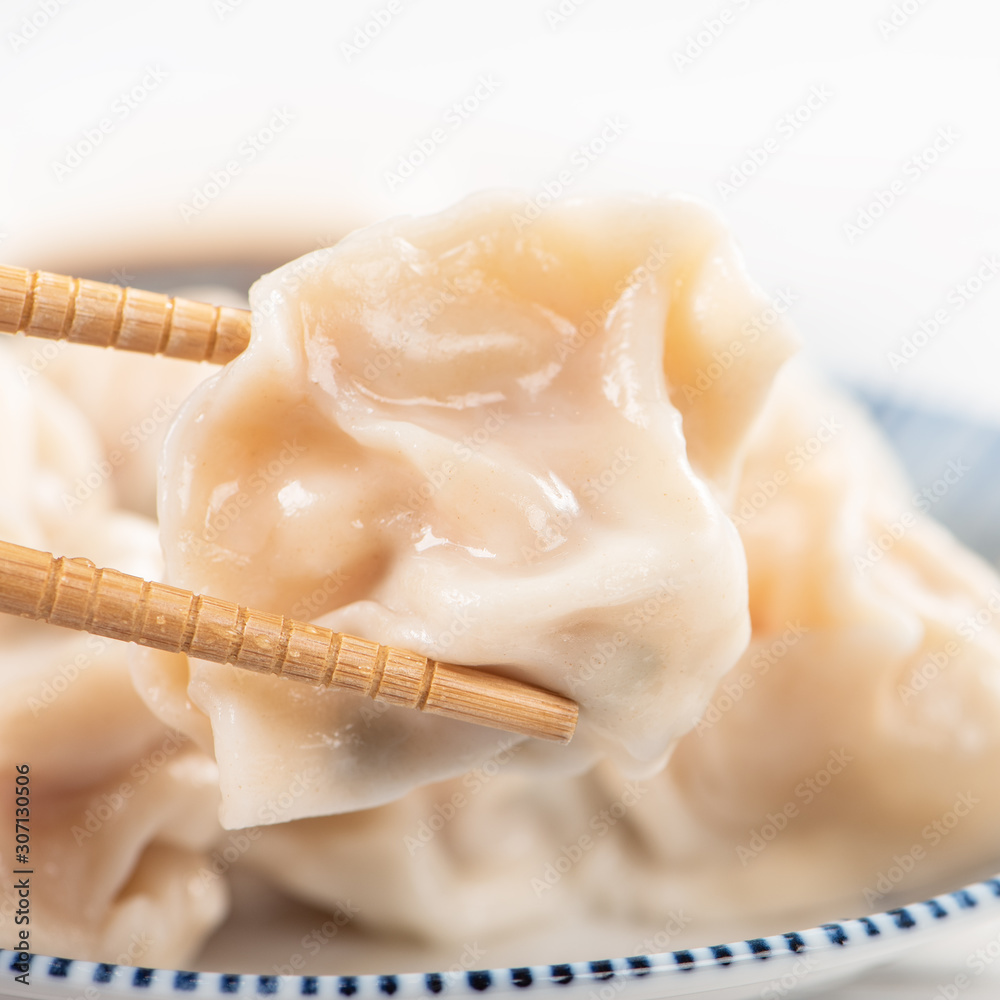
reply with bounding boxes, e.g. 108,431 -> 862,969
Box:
150,193 -> 797,828
2,195 -> 1000,970
229,368 -> 1000,952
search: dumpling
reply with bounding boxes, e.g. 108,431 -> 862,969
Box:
147,193 -> 798,828
240,763 -> 625,948
4,194 -> 1000,969
603,362 -> 1000,939
6,292 -> 227,519
232,364 -> 1000,957
0,345 -> 227,966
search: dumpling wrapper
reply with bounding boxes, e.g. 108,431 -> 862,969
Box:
606,363 -> 1000,938
235,365 -> 1000,953
0,346 -> 228,966
5,287 -> 234,518
151,193 -> 797,828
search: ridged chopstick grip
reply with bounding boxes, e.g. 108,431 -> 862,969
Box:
0,541 -> 577,744
0,265 -> 251,364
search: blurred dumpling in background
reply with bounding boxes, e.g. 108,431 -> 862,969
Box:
0,344 -> 227,966
4,283 -> 236,518
592,363 -> 1000,941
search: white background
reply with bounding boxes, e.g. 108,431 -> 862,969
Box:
2,0 -> 999,422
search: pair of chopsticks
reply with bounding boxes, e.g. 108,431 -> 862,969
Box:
0,265 -> 578,744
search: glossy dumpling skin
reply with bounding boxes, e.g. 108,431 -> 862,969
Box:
236,366 -> 1000,954
153,193 -> 797,827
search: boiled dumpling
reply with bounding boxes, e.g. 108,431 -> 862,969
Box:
147,193 -> 797,828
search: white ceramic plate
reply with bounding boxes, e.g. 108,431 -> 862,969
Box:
3,874 -> 999,1000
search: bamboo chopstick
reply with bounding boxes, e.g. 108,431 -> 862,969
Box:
0,265 -> 251,364
0,540 -> 578,744
0,265 -> 580,742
